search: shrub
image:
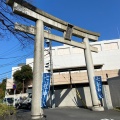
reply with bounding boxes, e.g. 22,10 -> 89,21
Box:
0,104 -> 16,116
0,99 -> 3,103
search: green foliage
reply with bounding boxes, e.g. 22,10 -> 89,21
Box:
0,88 -> 4,99
13,70 -> 22,83
13,65 -> 33,83
21,65 -> 33,83
0,99 -> 2,103
13,65 -> 33,92
1,79 -> 6,91
0,79 -> 6,91
0,104 -> 16,116
0,79 -> 6,99
15,82 -> 23,93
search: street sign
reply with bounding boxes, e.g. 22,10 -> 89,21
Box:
94,76 -> 104,100
41,73 -> 51,108
13,84 -> 16,90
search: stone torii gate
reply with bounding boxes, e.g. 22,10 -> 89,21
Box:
6,0 -> 104,119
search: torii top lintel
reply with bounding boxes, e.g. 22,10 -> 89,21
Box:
6,0 -> 100,41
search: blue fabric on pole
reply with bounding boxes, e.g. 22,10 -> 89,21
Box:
41,73 -> 51,108
94,76 -> 104,100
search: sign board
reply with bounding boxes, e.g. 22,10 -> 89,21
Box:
94,76 -> 104,100
13,84 -> 16,90
41,73 -> 51,108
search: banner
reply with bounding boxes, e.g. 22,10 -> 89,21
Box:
41,73 -> 51,108
94,76 -> 104,100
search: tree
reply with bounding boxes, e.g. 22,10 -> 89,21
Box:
0,88 -> 4,99
0,78 -> 6,99
13,65 -> 33,93
0,0 -> 34,47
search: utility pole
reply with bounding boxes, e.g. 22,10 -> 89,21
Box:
13,79 -> 16,107
13,89 -> 16,107
45,28 -> 55,108
49,37 -> 55,108
22,78 -> 25,93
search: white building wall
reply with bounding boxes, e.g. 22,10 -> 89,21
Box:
55,88 -> 78,107
91,39 -> 120,70
47,85 -> 112,108
26,58 -> 34,70
11,39 -> 120,77
6,78 -> 14,89
51,39 -> 120,71
11,66 -> 21,78
10,39 -> 120,83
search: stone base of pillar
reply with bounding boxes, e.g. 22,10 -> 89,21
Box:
92,106 -> 104,111
31,115 -> 45,120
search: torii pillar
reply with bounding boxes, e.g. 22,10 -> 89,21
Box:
32,20 -> 44,119
84,37 -> 104,111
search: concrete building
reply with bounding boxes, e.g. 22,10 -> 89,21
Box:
6,39 -> 120,109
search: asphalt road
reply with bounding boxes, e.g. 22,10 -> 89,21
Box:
16,107 -> 120,120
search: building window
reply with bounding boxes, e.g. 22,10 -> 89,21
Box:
71,47 -> 83,54
58,48 -> 70,55
111,42 -> 118,50
104,42 -> 118,50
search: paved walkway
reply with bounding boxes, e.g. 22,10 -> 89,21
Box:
44,107 -> 120,120
15,107 -> 120,120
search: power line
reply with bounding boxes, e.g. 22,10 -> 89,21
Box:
0,54 -> 33,59
0,44 -> 20,57
0,61 -> 34,82
0,51 -> 49,77
0,52 -> 33,68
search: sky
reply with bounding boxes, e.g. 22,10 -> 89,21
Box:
0,0 -> 120,82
